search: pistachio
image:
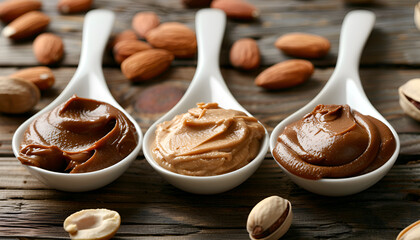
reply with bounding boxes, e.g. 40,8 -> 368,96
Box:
397,220 -> 420,240
399,79 -> 420,121
247,196 -> 292,240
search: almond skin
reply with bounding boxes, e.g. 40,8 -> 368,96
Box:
113,40 -> 152,64
57,0 -> 93,14
0,77 -> 40,114
121,49 -> 174,81
110,30 -> 138,48
132,12 -> 160,38
275,33 -> 331,59
10,66 -> 55,90
255,59 -> 314,89
230,38 -> 260,70
2,11 -> 50,40
0,0 -> 42,23
211,0 -> 259,20
33,33 -> 64,65
145,22 -> 197,58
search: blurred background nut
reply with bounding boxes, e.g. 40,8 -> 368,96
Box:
275,32 -> 331,59
247,196 -> 292,240
63,208 -> 121,240
110,30 -> 138,48
0,0 -> 42,23
230,38 -> 260,70
211,0 -> 259,20
10,66 -> 55,90
397,220 -> 420,240
132,11 -> 160,38
1,11 -> 50,40
182,0 -> 212,8
399,78 -> 420,121
0,77 -> 40,114
113,40 -> 152,64
57,0 -> 93,14
33,33 -> 64,65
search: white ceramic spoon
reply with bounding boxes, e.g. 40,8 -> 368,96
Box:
12,9 -> 143,192
142,9 -> 269,194
270,10 -> 400,196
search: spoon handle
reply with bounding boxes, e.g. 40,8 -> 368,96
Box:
334,10 -> 376,82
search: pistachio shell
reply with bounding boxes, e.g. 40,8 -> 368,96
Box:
397,220 -> 420,240
247,196 -> 292,240
399,79 -> 420,121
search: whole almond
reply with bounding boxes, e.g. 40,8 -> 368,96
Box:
0,0 -> 42,23
33,33 -> 64,65
255,59 -> 314,89
145,22 -> 197,58
121,49 -> 174,81
2,11 -> 50,40
113,40 -> 152,64
57,0 -> 93,14
182,0 -> 212,8
230,38 -> 260,70
0,77 -> 40,114
132,12 -> 160,38
10,66 -> 55,90
211,0 -> 259,20
110,30 -> 138,48
275,33 -> 331,59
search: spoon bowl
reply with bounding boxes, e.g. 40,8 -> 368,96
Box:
12,10 -> 143,192
270,10 -> 400,196
142,9 -> 269,194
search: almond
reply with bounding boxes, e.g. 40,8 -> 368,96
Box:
110,30 -> 138,48
0,0 -> 42,23
57,0 -> 93,14
230,38 -> 260,70
33,33 -> 64,65
121,49 -> 174,81
132,12 -> 160,38
255,59 -> 314,89
145,22 -> 197,58
113,40 -> 152,64
0,77 -> 40,114
10,66 -> 55,90
2,11 -> 50,40
211,0 -> 259,20
182,0 -> 212,8
275,33 -> 331,59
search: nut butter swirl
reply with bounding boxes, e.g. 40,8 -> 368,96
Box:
18,95 -> 138,173
152,103 -> 265,176
273,104 -> 396,180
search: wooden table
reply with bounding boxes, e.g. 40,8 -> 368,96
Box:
1,0 -> 419,239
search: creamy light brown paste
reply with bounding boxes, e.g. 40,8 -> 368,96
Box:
18,95 -> 138,173
152,103 -> 265,176
273,104 -> 396,180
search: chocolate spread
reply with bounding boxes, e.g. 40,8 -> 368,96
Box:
18,95 -> 138,173
273,104 -> 396,180
152,102 -> 265,176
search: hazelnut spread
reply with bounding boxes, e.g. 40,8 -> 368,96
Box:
152,103 -> 265,176
273,104 -> 396,180
18,95 -> 138,173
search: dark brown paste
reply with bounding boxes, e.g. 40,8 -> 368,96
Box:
273,104 -> 396,180
18,95 -> 138,173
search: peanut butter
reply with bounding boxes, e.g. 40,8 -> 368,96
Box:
18,95 -> 138,173
273,104 -> 396,180
152,103 -> 265,176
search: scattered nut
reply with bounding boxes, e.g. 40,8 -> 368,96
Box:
0,0 -> 42,23
110,30 -> 138,48
63,209 -> 121,240
113,40 -> 152,64
33,33 -> 64,65
415,2 -> 420,31
121,49 -> 174,81
397,220 -> 420,240
0,77 -> 40,114
399,78 -> 420,121
230,38 -> 260,70
2,11 -> 50,41
211,0 -> 259,20
255,59 -> 314,90
145,22 -> 197,58
275,32 -> 331,59
57,0 -> 93,14
10,66 -> 55,90
132,11 -> 160,38
181,0 -> 212,8
247,196 -> 292,240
